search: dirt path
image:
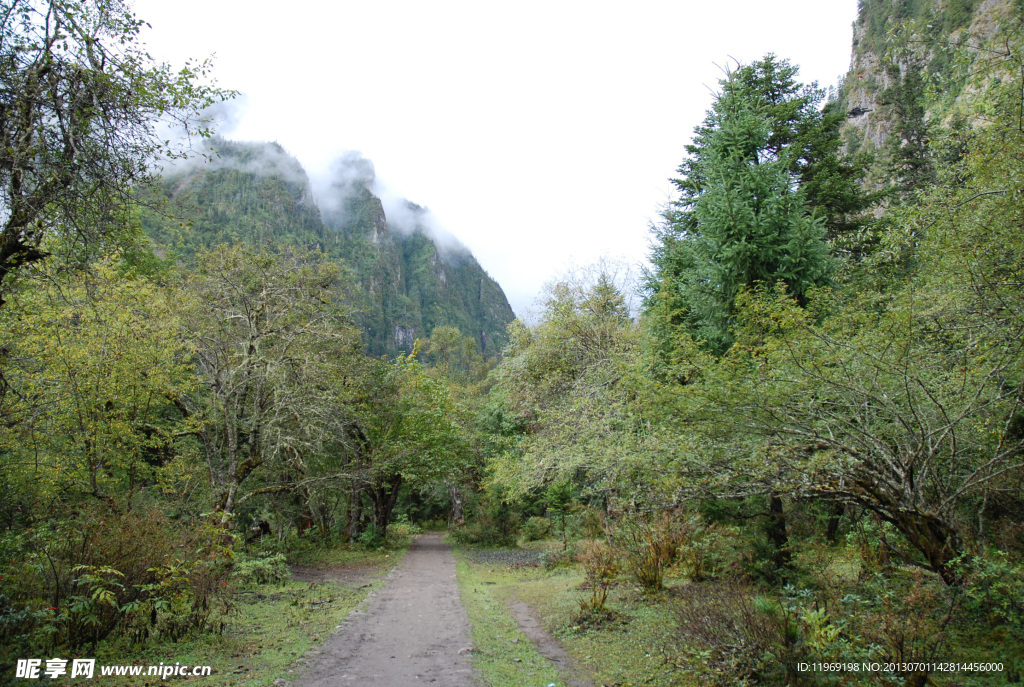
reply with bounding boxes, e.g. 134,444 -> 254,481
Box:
292,533 -> 475,686
507,599 -> 593,687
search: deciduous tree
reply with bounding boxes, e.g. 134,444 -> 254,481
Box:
173,245 -> 361,526
0,257 -> 194,506
0,0 -> 229,304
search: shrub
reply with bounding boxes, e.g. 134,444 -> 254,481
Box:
614,511 -> 685,592
577,540 -> 617,616
675,581 -> 788,685
674,583 -> 835,685
676,515 -> 729,582
358,528 -> 386,550
0,509 -> 234,656
120,518 -> 235,644
232,553 -> 290,586
540,545 -> 577,570
448,520 -> 517,547
849,571 -> 960,685
450,488 -> 521,546
846,513 -> 901,575
546,481 -> 573,548
521,516 -> 552,542
954,550 -> 1024,630
580,506 -> 605,539
386,514 -> 422,548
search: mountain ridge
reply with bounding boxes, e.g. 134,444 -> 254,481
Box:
141,139 -> 515,358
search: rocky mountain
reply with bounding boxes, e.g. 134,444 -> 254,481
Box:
141,139 -> 515,358
838,0 -> 1019,155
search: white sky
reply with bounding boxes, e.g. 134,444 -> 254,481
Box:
133,0 -> 859,317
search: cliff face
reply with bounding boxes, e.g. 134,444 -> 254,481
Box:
397,217 -> 516,355
142,140 -> 515,358
839,0 -> 1019,154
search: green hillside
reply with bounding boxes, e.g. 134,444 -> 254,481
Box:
140,140 -> 515,357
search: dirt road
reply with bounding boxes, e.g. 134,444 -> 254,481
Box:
293,533 -> 475,686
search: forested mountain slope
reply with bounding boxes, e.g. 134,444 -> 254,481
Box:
141,139 -> 514,357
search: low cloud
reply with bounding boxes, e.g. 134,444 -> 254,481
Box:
310,151 -> 377,226
154,130 -> 473,264
312,151 -> 469,261
153,98 -> 310,191
377,193 -> 469,260
157,137 -> 311,195
197,96 -> 248,138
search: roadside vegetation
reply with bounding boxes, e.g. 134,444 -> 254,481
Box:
454,549 -> 565,687
453,11 -> 1024,685
1,3 -> 467,675
454,504 -> 1020,686
75,544 -> 402,687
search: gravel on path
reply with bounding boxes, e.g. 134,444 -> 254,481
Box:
291,533 -> 475,687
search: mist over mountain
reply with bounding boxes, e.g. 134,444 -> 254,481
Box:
141,138 -> 515,357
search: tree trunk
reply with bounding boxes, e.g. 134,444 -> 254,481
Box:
560,510 -> 567,551
604,492 -> 620,547
344,479 -> 364,542
370,474 -> 403,537
825,502 -> 844,542
447,480 -> 465,527
888,509 -> 962,585
767,495 -> 791,573
875,512 -> 891,568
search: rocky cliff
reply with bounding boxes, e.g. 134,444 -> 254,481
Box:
839,0 -> 1020,154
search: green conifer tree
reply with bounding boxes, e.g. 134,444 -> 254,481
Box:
647,56 -> 837,355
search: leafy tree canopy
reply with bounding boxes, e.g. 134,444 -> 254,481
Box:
0,0 -> 231,304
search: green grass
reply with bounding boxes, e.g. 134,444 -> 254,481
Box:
517,574 -> 692,687
475,536 -> 1024,687
44,544 -> 403,687
453,550 -> 566,687
516,569 -> 692,687
454,542 -> 697,687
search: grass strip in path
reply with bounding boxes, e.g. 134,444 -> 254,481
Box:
454,549 -> 577,687
455,542 -> 696,687
513,573 -> 692,687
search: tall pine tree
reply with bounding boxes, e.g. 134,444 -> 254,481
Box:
647,56 -> 846,356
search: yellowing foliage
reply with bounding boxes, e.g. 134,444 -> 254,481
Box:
0,259 -> 195,501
